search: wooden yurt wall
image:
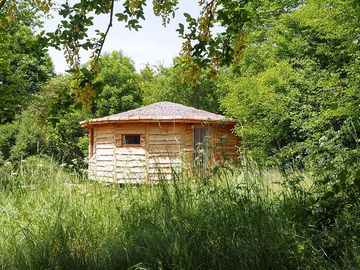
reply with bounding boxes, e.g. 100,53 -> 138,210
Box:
114,123 -> 147,182
88,122 -> 192,183
88,124 -> 146,182
212,124 -> 239,162
88,125 -> 116,181
88,122 -> 239,183
147,122 -> 191,181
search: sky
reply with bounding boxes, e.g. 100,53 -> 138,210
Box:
44,1 -> 201,74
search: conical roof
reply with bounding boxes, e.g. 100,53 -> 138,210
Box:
81,102 -> 233,126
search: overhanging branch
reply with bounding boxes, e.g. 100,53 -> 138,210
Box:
95,0 -> 115,62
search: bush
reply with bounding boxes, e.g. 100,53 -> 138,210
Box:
9,112 -> 54,162
1,85 -> 89,170
0,122 -> 18,160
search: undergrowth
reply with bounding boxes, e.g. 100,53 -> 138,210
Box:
0,156 -> 359,269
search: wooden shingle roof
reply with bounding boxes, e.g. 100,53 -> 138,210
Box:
81,102 -> 233,127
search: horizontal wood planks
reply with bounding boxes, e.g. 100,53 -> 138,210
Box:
87,122 -> 240,183
147,123 -> 184,181
88,126 -> 115,181
212,125 -> 240,162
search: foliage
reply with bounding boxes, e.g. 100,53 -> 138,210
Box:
9,111 -> 54,162
42,0 -> 252,68
8,0 -> 264,107
93,51 -> 143,117
0,122 -> 18,160
0,49 -> 146,168
0,160 -> 358,269
0,76 -> 90,168
220,0 -> 360,164
0,2 -> 54,124
141,62 -> 221,113
219,0 -> 360,232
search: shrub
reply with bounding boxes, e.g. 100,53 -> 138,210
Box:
0,122 -> 18,160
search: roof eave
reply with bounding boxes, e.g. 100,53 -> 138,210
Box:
80,118 -> 236,128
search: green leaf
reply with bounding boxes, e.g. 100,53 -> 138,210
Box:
115,13 -> 128,22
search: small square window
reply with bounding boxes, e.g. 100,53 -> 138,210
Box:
123,134 -> 141,145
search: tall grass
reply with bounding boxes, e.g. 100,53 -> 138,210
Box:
0,156 -> 359,269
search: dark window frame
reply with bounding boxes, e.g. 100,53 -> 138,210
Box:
122,134 -> 141,146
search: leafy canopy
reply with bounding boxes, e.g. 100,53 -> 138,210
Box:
0,1 -> 53,124
0,0 -> 262,109
92,51 -> 143,117
141,62 -> 221,113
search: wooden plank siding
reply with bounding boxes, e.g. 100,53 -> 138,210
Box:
211,124 -> 240,162
147,123 -> 184,181
88,122 -> 239,183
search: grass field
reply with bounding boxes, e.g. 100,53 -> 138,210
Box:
0,156 -> 359,269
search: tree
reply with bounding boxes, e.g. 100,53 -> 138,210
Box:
0,1 -> 54,124
2,0 -> 358,82
0,0 -> 269,109
92,51 -> 143,117
0,49 -> 143,167
219,0 -> 360,229
141,62 -> 221,113
0,75 -> 90,167
220,0 -> 360,166
40,0 -> 252,68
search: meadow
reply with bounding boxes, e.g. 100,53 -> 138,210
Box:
0,156 -> 358,269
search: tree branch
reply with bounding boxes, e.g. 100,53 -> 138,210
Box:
95,0 -> 114,61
